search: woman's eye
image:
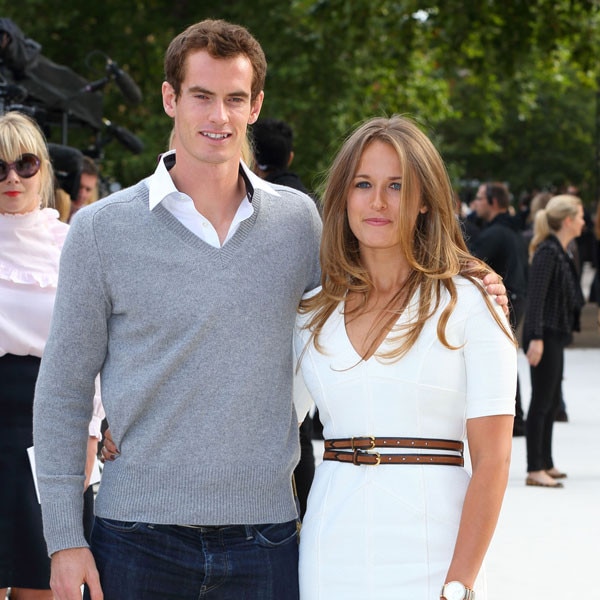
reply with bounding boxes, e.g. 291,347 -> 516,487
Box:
390,182 -> 402,191
356,181 -> 371,189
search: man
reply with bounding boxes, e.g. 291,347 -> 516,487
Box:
34,19 -> 507,600
472,182 -> 529,436
69,156 -> 99,221
251,117 -> 318,518
34,20 -> 322,600
251,117 -> 311,196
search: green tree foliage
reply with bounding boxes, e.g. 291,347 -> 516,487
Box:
2,1 -> 599,201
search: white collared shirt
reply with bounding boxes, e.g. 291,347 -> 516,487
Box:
146,149 -> 279,247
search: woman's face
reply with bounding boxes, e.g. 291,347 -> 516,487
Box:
0,152 -> 42,215
346,140 -> 422,253
564,204 -> 585,240
572,205 -> 585,238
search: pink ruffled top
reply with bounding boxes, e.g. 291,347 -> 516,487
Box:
0,207 -> 68,288
0,208 -> 104,435
0,208 -> 68,357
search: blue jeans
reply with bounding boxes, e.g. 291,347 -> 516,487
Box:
85,517 -> 299,600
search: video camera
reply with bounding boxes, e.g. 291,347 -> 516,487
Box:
0,18 -> 143,199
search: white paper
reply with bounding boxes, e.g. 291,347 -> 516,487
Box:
27,445 -> 102,503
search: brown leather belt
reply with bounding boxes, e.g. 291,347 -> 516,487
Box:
323,436 -> 464,467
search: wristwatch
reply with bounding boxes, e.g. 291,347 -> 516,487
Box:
440,581 -> 475,600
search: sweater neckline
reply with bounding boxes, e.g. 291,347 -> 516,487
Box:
150,193 -> 262,263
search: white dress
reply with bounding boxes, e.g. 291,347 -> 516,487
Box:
294,278 -> 516,600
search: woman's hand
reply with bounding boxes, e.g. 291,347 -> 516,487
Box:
99,428 -> 120,463
526,339 -> 544,366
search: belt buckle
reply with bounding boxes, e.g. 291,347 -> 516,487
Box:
352,447 -> 381,466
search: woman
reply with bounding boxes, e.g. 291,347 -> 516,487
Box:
522,194 -> 585,488
294,116 -> 516,599
0,111 -> 103,599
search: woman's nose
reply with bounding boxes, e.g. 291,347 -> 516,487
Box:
370,187 -> 386,209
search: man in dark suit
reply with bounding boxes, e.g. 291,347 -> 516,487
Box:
472,182 -> 529,436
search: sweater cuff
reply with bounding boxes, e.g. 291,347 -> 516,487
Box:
40,494 -> 88,556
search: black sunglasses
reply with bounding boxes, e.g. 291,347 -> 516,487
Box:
0,153 -> 41,182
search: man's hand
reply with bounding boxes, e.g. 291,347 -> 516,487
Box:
481,272 -> 509,316
50,547 -> 103,600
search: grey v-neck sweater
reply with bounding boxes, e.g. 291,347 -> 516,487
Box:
33,179 -> 322,555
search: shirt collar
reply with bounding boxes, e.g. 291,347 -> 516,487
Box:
147,149 -> 280,211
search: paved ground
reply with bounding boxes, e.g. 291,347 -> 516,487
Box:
485,346 -> 599,600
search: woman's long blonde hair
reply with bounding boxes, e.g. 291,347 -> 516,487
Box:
0,111 -> 54,208
299,115 -> 514,361
529,194 -> 582,259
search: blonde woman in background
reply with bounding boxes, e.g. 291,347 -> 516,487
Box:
522,195 -> 585,488
0,112 -> 103,599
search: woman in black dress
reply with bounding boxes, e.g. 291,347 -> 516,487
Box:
523,194 -> 585,488
0,112 -> 103,599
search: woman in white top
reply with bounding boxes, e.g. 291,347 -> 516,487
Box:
0,112 -> 103,599
294,116 -> 517,600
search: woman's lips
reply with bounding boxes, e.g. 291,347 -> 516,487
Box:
364,218 -> 390,225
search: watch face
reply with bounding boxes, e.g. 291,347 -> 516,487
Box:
443,581 -> 466,600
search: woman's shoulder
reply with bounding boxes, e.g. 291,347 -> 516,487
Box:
296,286 -> 322,324
534,236 -> 561,257
452,275 -> 487,302
40,207 -> 69,246
448,275 -> 507,321
0,208 -> 66,287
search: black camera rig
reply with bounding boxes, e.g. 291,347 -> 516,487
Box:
0,18 -> 143,199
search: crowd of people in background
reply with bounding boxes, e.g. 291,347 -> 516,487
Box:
458,183 -> 595,491
2,14 -> 599,600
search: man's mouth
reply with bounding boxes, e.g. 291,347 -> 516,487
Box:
202,132 -> 230,140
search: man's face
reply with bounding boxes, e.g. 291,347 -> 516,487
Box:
75,172 -> 98,207
473,185 -> 492,221
162,50 -> 263,169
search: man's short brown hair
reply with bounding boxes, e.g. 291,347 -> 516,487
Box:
486,182 -> 511,210
164,19 -> 267,102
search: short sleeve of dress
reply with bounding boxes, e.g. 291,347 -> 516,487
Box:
463,287 -> 517,419
292,290 -> 319,423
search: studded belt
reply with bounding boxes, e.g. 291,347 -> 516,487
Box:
322,436 -> 464,467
